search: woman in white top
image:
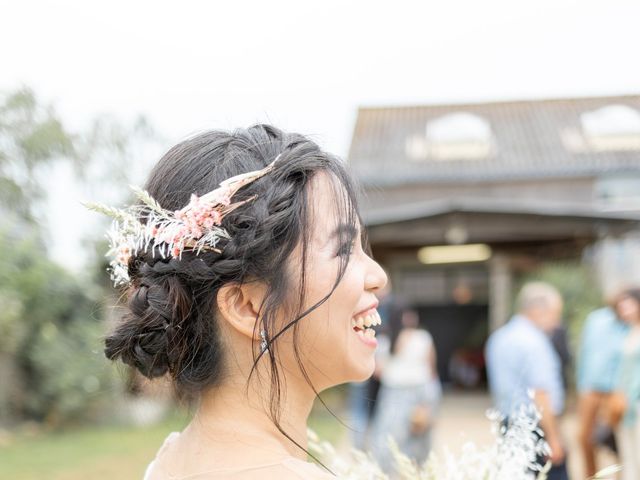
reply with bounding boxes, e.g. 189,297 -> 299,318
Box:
99,125 -> 387,479
371,309 -> 441,474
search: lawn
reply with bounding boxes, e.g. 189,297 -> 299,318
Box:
0,406 -> 344,479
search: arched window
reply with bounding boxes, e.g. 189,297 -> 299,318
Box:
562,104 -> 640,152
405,112 -> 494,161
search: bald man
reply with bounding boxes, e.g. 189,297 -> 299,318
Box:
486,282 -> 568,480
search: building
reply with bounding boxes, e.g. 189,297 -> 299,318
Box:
348,95 -> 640,384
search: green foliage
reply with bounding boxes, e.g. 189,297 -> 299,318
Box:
0,87 -> 76,219
0,86 -> 155,427
0,86 -> 156,221
0,230 -> 120,425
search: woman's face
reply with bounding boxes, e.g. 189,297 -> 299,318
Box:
616,295 -> 640,324
280,173 -> 387,391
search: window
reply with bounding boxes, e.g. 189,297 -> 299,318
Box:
405,112 -> 494,161
562,104 -> 640,152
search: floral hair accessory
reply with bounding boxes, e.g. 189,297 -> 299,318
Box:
85,155 -> 281,286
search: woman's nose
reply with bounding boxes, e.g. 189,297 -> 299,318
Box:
365,254 -> 387,293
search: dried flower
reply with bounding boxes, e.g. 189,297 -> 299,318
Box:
84,155 -> 280,286
308,404 -> 620,479
309,405 -> 549,480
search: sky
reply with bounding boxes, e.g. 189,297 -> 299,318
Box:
2,0 -> 640,270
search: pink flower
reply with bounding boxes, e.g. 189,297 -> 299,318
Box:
117,245 -> 131,265
210,210 -> 222,225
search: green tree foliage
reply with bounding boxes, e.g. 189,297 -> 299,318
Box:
0,86 -> 153,427
0,87 -> 76,220
0,230 -> 119,426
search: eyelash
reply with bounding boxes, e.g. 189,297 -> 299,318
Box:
337,239 -> 357,257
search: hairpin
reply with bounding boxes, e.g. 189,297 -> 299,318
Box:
84,155 -> 281,286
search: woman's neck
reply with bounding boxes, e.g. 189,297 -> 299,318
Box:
187,375 -> 316,461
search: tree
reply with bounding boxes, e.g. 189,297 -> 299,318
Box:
0,87 -> 76,221
0,230 -> 120,426
0,86 -> 156,427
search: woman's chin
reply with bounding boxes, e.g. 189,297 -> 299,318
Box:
346,357 -> 376,383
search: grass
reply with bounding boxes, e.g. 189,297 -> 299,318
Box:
0,411 -> 190,480
0,402 -> 345,480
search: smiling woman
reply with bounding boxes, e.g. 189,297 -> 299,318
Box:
94,124 -> 387,479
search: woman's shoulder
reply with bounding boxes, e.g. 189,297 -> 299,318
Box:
146,459 -> 332,480
144,431 -> 333,480
143,431 -> 181,480
279,457 -> 334,479
403,328 -> 433,348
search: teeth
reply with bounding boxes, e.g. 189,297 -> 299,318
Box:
352,310 -> 383,330
364,328 -> 376,338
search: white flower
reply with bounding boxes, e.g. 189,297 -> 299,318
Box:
309,405 -> 550,480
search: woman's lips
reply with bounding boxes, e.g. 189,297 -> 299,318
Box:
353,302 -> 379,318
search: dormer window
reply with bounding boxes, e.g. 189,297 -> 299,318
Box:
405,112 -> 494,161
562,104 -> 640,152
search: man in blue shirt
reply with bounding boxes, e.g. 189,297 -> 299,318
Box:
486,282 -> 567,480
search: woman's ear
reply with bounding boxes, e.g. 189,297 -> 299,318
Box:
216,282 -> 267,340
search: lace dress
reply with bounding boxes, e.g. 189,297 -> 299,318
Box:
143,432 -> 334,480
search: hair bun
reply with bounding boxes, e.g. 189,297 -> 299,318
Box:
130,329 -> 170,378
105,281 -> 173,379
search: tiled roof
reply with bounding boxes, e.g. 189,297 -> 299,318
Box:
347,95 -> 640,185
362,197 -> 640,226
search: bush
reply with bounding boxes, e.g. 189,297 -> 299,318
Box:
0,229 -> 120,427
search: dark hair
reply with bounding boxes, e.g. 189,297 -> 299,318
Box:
388,307 -> 418,355
614,287 -> 640,318
104,124 -> 361,466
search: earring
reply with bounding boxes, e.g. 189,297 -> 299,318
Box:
260,329 -> 269,353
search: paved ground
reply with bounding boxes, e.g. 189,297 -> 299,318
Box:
432,390 -> 495,453
432,391 -> 619,480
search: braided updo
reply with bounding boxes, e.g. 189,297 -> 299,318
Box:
104,124 -> 361,399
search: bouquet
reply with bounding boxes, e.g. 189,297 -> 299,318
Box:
308,404 -> 621,480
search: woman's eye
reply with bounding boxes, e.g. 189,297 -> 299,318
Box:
337,240 -> 356,257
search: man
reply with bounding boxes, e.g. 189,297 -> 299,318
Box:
486,282 -> 567,480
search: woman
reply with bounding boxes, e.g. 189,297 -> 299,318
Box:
371,308 -> 441,474
576,288 -> 634,477
614,289 -> 640,480
98,125 -> 387,479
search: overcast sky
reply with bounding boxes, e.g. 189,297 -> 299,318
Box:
2,0 -> 639,270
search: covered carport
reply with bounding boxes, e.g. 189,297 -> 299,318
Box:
363,197 -> 640,383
